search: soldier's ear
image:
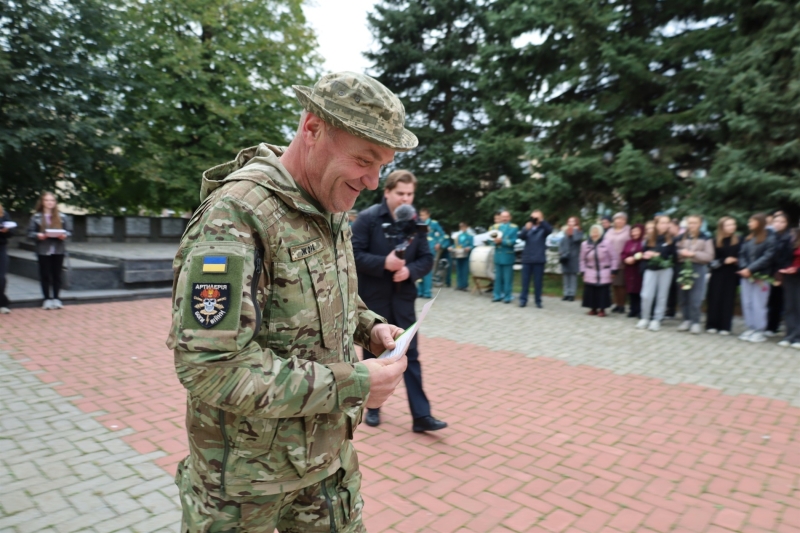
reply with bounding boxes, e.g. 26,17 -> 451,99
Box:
302,112 -> 325,144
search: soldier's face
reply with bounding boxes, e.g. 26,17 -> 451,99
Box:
309,123 -> 395,213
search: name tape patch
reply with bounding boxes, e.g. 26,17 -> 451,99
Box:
191,283 -> 230,328
202,255 -> 228,274
290,238 -> 324,261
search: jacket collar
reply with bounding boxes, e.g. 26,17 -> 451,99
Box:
200,143 -> 324,217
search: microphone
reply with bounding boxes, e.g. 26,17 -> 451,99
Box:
394,203 -> 416,223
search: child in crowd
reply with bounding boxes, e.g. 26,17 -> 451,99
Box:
737,213 -> 775,342
637,215 -> 676,332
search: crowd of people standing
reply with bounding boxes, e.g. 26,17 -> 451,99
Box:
429,208 -> 799,350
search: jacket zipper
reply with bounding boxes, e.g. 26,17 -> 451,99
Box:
251,247 -> 264,341
218,408 -> 229,495
321,478 -> 338,533
218,247 -> 263,497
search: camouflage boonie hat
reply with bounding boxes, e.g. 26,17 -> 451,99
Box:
293,72 -> 418,152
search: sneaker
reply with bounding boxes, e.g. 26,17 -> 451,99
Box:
0,307 -> 9,314
738,330 -> 754,341
706,328 -> 718,334
636,319 -> 649,329
792,343 -> 800,350
648,320 -> 661,332
52,299 -> 63,309
748,331 -> 766,343
677,321 -> 691,332
778,340 -> 791,348
690,323 -> 702,334
42,299 -> 53,310
764,331 -> 776,338
718,330 -> 730,336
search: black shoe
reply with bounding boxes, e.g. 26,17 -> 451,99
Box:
492,298 -> 501,302
365,408 -> 380,427
519,302 -> 527,308
562,296 -> 569,301
413,416 -> 448,433
536,302 -> 543,309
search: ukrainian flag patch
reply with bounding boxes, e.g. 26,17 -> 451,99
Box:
202,256 -> 228,274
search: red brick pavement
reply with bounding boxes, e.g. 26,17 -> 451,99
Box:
2,299 -> 800,533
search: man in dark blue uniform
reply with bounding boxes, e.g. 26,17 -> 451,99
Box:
352,170 -> 448,433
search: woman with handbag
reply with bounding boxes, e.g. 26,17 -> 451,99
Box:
705,216 -> 741,335
621,224 -> 645,318
559,216 -> 583,301
579,224 -> 618,316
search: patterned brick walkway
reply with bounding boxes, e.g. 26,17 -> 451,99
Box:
1,294 -> 799,532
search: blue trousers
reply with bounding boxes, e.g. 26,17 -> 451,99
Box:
456,258 -> 470,289
519,263 -> 545,306
493,263 -> 514,301
418,272 -> 433,297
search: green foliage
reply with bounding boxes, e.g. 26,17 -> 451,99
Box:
115,0 -> 319,211
693,0 -> 800,222
366,0 -> 525,230
479,0 -> 734,221
0,0 -> 122,211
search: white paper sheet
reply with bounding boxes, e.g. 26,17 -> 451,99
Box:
2,221 -> 17,229
378,290 -> 439,359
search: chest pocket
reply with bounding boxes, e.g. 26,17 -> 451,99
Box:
267,252 -> 337,361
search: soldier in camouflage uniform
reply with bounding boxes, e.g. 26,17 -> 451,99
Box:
166,72 -> 418,532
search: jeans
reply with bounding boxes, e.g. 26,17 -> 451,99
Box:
519,263 -> 544,305
493,263 -> 514,302
628,293 -> 641,317
456,258 -> 470,289
38,254 -> 64,299
641,268 -> 673,321
740,278 -> 770,332
679,264 -> 708,324
562,273 -> 578,297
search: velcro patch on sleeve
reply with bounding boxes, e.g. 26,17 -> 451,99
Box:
181,255 -> 244,331
290,238 -> 324,261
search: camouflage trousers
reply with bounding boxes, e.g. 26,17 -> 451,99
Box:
176,458 -> 366,533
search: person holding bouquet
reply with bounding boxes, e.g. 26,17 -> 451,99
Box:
737,213 -> 775,343
637,215 -> 676,332
675,215 -> 714,334
559,216 -> 583,301
621,224 -> 645,318
706,216 -> 741,335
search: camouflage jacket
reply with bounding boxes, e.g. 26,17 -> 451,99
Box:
166,143 -> 385,497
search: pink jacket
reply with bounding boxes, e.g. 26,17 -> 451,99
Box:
604,225 -> 631,260
580,238 -> 619,285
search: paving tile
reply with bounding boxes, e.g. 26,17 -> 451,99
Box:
1,294 -> 800,533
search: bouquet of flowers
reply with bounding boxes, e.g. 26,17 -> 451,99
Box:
677,260 -> 699,290
750,272 -> 775,288
648,254 -> 673,270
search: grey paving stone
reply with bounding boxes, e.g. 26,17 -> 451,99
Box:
0,353 -> 181,533
419,289 -> 800,407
